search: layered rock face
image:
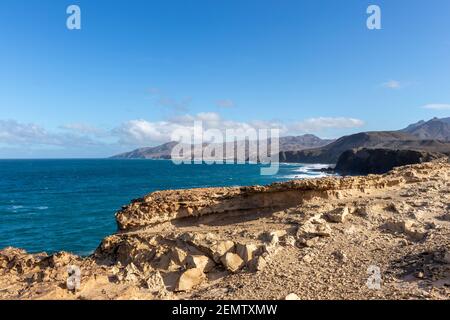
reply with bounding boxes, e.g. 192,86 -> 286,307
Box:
1,160 -> 450,300
334,148 -> 446,175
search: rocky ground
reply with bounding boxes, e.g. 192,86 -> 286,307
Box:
1,160 -> 449,300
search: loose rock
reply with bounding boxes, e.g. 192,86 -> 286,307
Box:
176,268 -> 206,292
186,255 -> 215,273
221,253 -> 244,273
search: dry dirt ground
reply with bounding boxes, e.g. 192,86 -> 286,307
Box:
1,160 -> 449,300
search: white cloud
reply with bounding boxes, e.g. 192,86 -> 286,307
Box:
421,103 -> 450,110
290,117 -> 365,133
381,80 -> 402,89
113,112 -> 285,145
0,114 -> 366,152
0,120 -> 102,147
113,114 -> 364,145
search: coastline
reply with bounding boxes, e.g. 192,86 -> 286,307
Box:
1,160 -> 449,300
0,159 -> 333,256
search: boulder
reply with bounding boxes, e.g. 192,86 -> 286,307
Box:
236,244 -> 260,263
123,263 -> 140,282
171,247 -> 188,266
297,217 -> 332,238
145,271 -> 166,293
384,219 -> 427,241
180,233 -> 235,263
185,255 -> 215,273
176,268 -> 206,291
247,256 -> 267,272
211,241 -> 235,263
325,207 -> 349,223
262,230 -> 286,244
403,220 -> 427,241
220,253 -> 244,272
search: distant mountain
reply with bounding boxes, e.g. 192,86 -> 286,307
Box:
111,142 -> 178,159
111,134 -> 334,159
400,117 -> 450,141
279,131 -> 450,164
278,134 -> 335,151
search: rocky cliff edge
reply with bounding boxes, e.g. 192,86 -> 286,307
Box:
1,160 -> 449,300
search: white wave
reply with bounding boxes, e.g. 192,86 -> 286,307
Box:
278,163 -> 336,180
279,173 -> 329,180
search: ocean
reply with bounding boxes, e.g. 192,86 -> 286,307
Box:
0,159 -> 331,256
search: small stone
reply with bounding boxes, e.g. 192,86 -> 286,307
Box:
325,206 -> 349,223
270,230 -> 288,238
176,268 -> 206,292
285,293 -> 300,300
302,254 -> 313,263
297,236 -> 321,247
284,236 -> 296,247
221,253 -> 244,273
332,250 -> 347,263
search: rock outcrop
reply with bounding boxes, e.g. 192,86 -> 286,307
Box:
278,131 -> 450,164
334,148 -> 446,175
1,160 -> 449,300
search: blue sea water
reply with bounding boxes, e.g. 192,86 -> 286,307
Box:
0,159 -> 330,256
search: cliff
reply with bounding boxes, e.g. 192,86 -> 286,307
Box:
1,160 -> 449,300
279,131 -> 450,164
334,148 -> 446,175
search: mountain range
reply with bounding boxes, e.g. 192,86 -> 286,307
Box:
112,117 -> 450,163
400,117 -> 450,140
111,134 -> 334,160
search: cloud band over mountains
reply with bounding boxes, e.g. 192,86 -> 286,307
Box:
0,113 -> 365,152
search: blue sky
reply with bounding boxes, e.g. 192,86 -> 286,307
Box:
0,0 -> 449,158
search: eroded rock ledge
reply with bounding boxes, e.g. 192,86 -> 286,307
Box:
116,166 -> 414,231
1,160 -> 449,300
